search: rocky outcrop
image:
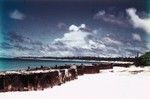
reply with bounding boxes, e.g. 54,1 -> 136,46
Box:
0,63 -> 114,92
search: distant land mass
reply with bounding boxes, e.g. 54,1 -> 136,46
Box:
15,56 -> 136,62
14,51 -> 149,66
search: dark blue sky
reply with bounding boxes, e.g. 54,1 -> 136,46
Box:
0,0 -> 149,57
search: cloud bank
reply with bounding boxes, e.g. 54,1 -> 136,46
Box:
0,23 -> 147,57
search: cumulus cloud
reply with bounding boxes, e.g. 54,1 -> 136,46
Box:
68,24 -> 87,31
51,24 -> 126,57
10,10 -> 25,20
132,33 -> 142,41
126,8 -> 150,33
54,24 -> 95,49
69,25 -> 79,31
1,24 -> 147,57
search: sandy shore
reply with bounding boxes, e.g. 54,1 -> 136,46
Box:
0,66 -> 150,99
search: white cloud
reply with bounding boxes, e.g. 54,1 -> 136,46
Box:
102,37 -> 122,45
2,23 -> 146,57
69,25 -> 79,31
54,30 -> 90,49
68,24 -> 86,31
94,10 -> 126,26
132,33 -> 142,41
51,24 -> 125,57
126,8 -> 150,33
54,24 -> 94,49
94,10 -> 105,17
10,10 -> 25,20
80,24 -> 86,28
89,40 -> 106,49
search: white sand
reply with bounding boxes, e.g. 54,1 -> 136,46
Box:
1,67 -> 150,99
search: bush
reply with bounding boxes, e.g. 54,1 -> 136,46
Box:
140,52 -> 150,66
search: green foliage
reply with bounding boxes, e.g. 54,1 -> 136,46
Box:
140,52 -> 150,66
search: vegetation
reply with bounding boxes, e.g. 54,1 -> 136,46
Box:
16,56 -> 135,62
139,52 -> 150,66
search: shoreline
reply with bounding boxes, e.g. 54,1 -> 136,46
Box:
0,66 -> 150,99
0,63 -> 113,92
0,62 -> 146,93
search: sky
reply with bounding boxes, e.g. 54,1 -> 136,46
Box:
0,0 -> 150,57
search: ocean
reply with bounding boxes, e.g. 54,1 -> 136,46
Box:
0,58 -> 99,71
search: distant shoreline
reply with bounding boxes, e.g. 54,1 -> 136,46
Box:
0,57 -> 135,72
0,57 -> 136,63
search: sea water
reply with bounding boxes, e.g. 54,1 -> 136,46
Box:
0,58 -> 98,71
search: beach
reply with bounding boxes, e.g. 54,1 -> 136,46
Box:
0,66 -> 150,99
1,0 -> 149,98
